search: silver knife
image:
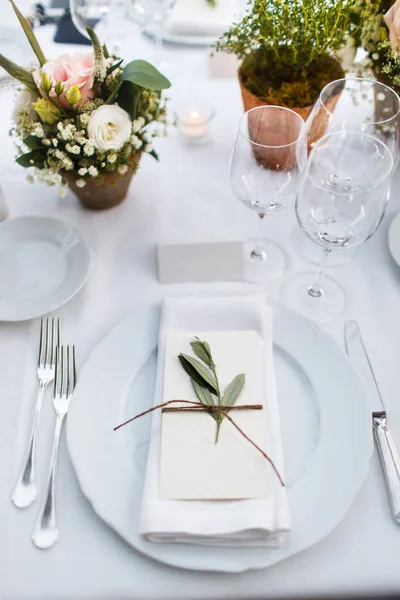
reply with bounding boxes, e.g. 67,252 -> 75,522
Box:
345,320 -> 400,524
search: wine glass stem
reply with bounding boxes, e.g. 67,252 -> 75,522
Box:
155,17 -> 163,67
308,247 -> 332,298
251,213 -> 267,260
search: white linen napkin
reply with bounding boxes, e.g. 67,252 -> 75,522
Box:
168,0 -> 231,36
139,295 -> 290,547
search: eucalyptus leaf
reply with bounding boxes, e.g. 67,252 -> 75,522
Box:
122,60 -> 171,90
23,135 -> 44,150
178,354 -> 218,393
9,0 -> 46,66
16,149 -> 46,169
221,373 -> 245,407
190,340 -> 212,367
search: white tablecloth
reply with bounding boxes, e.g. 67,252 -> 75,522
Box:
1,15 -> 400,600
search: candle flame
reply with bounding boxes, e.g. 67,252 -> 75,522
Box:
190,110 -> 199,119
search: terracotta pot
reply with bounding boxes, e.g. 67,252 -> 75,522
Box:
65,152 -> 141,210
239,74 -> 312,121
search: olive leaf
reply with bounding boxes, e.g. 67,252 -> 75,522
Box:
221,374 -> 245,408
190,339 -> 212,367
178,354 -> 218,393
191,378 -> 215,407
178,339 -> 246,444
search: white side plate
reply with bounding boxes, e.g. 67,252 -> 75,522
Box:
0,216 -> 90,321
388,212 -> 400,267
66,302 -> 372,573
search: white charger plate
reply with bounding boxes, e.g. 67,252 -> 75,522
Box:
143,23 -> 221,47
66,302 -> 372,573
0,216 -> 90,321
388,212 -> 400,267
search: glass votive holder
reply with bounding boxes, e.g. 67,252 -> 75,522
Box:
174,99 -> 215,145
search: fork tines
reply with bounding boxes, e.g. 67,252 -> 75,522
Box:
38,318 -> 60,368
54,345 -> 76,398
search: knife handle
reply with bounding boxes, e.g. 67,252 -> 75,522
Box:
373,412 -> 400,524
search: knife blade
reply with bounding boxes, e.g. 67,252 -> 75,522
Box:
345,320 -> 400,524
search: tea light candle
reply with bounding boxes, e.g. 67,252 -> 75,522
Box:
175,100 -> 215,143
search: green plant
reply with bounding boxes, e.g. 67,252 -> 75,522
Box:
215,0 -> 354,107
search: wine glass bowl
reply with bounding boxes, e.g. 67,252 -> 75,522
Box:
304,77 -> 400,169
70,0 -> 112,38
282,129 -> 393,324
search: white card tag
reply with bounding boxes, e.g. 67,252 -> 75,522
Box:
157,241 -> 244,283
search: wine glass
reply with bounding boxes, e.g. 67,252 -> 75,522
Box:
230,105 -> 306,283
281,130 -> 393,324
145,0 -> 178,67
70,0 -> 112,39
293,77 -> 400,265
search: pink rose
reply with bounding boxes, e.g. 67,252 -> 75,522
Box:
33,53 -> 96,108
385,0 -> 400,49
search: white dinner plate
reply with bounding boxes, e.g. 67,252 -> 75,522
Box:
388,211 -> 400,267
143,23 -> 222,47
0,216 -> 90,321
67,301 -> 372,573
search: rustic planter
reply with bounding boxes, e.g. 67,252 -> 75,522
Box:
239,75 -> 312,121
65,152 -> 141,210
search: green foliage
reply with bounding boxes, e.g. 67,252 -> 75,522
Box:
215,0 -> 354,72
9,0 -> 46,66
122,60 -> 171,90
351,0 -> 400,89
16,149 -> 47,168
0,53 -> 36,90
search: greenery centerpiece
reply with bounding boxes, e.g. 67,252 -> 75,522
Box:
350,0 -> 400,91
215,0 -> 354,118
0,1 -> 170,210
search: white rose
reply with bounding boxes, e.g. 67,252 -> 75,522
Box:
87,105 -> 131,152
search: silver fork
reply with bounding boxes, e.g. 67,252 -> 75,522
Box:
12,318 -> 60,508
32,345 -> 76,549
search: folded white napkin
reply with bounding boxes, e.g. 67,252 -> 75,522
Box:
139,295 -> 290,547
168,0 -> 231,36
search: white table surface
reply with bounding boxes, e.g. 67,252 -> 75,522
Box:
2,13 -> 400,600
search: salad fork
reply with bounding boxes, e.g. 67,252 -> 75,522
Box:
32,345 -> 76,549
12,318 -> 60,508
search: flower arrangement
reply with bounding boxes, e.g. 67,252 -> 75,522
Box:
215,0 -> 354,112
0,1 -> 171,207
351,0 -> 400,90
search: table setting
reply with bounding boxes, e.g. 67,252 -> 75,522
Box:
2,0 -> 400,599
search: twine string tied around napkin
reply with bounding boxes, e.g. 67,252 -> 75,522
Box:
114,399 -> 284,487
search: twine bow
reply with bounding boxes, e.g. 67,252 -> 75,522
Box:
114,399 -> 284,487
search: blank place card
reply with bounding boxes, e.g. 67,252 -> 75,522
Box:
157,241 -> 244,284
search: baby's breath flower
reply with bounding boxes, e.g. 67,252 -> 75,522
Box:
80,113 -> 89,125
42,138 -> 51,146
78,167 -> 88,176
66,143 -> 81,155
118,164 -> 128,174
132,119 -> 141,133
52,138 -> 58,147
34,125 -> 44,138
144,143 -> 153,152
107,153 -> 117,164
84,142 -> 95,156
88,165 -> 98,177
76,179 -> 86,188
58,186 -> 67,198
